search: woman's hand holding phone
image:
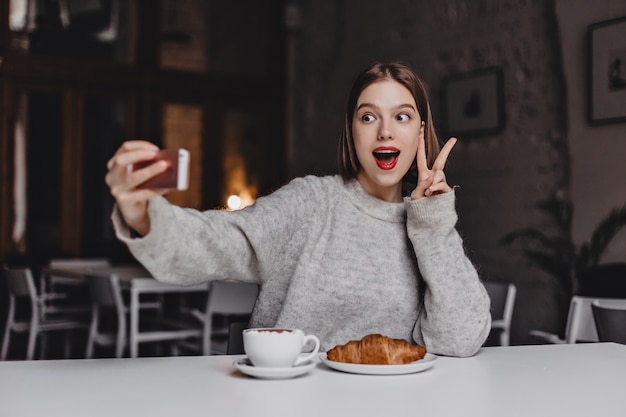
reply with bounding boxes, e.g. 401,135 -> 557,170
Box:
129,149 -> 190,190
105,140 -> 188,236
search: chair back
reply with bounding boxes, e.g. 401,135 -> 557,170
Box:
3,267 -> 38,299
564,296 -> 596,343
201,280 -> 259,355
85,274 -> 127,359
562,296 -> 626,343
484,282 -> 510,318
206,280 -> 260,316
2,266 -> 88,360
484,281 -> 516,346
227,322 -> 249,355
88,274 -> 124,311
591,300 -> 626,344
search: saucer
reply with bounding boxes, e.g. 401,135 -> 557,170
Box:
232,357 -> 317,379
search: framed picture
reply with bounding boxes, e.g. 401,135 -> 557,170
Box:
587,16 -> 626,125
441,67 -> 505,138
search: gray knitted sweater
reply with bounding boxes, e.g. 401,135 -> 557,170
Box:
113,175 -> 491,357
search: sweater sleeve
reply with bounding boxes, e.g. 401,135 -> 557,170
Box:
404,191 -> 491,357
111,178 -> 313,286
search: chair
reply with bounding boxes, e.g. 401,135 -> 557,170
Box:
40,258 -> 112,317
85,274 -> 128,358
530,296 -> 626,344
484,281 -> 517,346
86,272 -> 203,358
227,322 -> 249,355
182,281 -> 259,355
591,299 -> 626,344
203,281 -> 259,355
1,266 -> 88,360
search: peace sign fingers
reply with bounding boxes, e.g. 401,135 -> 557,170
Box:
416,128 -> 429,174
432,137 -> 457,172
410,136 -> 457,200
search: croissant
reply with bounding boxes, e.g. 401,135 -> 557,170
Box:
326,334 -> 427,365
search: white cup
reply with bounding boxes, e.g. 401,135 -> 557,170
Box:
243,328 -> 321,368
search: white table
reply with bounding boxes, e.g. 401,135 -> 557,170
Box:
42,265 -> 209,358
1,343 -> 624,417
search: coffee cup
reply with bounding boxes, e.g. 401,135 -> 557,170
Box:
243,328 -> 321,368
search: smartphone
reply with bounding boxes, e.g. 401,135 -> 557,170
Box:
129,149 -> 190,190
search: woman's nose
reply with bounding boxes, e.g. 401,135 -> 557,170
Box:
378,122 -> 393,140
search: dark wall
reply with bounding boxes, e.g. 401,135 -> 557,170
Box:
289,0 -> 571,344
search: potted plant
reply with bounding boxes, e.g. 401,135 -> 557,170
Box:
501,198 -> 626,299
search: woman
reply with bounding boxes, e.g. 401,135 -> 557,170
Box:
106,61 -> 491,357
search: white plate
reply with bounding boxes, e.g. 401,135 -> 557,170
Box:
232,357 -> 317,380
319,352 -> 437,375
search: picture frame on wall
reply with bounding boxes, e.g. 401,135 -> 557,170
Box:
587,16 -> 626,125
441,67 -> 505,139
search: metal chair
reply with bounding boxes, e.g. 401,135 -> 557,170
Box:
85,274 -> 128,358
1,266 -> 88,360
40,258 -> 111,317
181,281 -> 259,355
227,322 -> 249,355
591,299 -> 626,344
530,296 -> 626,344
86,272 -> 204,358
484,281 -> 516,346
201,281 -> 259,355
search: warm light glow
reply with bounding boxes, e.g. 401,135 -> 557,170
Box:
227,195 -> 241,210
226,191 -> 255,211
223,112 -> 258,211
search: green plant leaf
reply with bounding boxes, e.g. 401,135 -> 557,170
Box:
501,197 -> 626,299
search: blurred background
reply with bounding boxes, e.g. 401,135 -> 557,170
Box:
1,0 -> 625,346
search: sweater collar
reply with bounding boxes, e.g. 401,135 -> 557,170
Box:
338,176 -> 406,223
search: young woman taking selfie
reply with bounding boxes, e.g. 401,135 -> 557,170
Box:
105,61 -> 491,357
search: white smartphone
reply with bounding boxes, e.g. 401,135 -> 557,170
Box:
129,149 -> 190,190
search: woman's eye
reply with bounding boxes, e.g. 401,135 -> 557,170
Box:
361,114 -> 375,122
397,113 -> 410,122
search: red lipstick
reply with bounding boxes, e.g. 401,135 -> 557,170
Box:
373,146 -> 400,170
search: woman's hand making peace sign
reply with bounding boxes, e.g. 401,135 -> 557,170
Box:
410,133 -> 457,200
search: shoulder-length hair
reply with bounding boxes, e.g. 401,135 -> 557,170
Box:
338,61 -> 440,195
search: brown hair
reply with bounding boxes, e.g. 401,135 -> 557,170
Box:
338,62 -> 440,194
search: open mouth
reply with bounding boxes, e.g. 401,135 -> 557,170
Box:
373,147 -> 400,170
